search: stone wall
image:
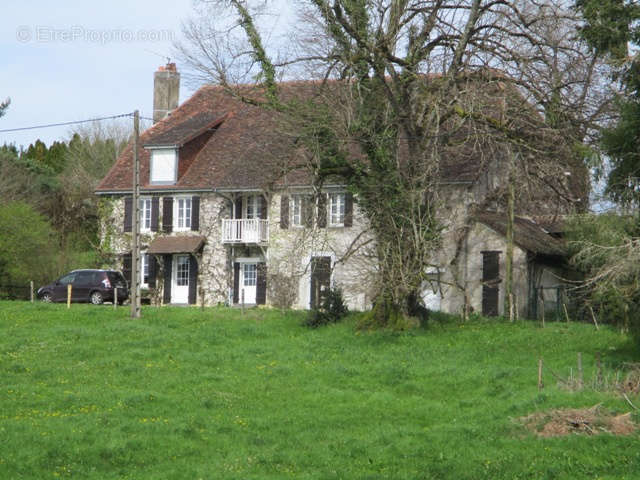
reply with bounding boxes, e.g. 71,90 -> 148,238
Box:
100,192 -> 230,306
99,184 -> 563,315
266,191 -> 376,311
195,194 -> 232,306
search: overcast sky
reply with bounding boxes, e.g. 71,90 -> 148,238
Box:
0,0 -> 197,148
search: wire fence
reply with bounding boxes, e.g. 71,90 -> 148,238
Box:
0,284 -> 32,301
530,286 -> 593,323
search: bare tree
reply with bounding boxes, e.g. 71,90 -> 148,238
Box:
177,0 -> 610,324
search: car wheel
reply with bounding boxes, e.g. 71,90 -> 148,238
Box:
41,292 -> 53,303
90,291 -> 104,305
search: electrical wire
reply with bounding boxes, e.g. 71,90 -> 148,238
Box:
0,112 -> 138,134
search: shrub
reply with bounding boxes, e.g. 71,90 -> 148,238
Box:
0,201 -> 56,286
304,287 -> 349,328
566,213 -> 640,343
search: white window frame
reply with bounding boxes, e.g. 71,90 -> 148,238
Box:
139,198 -> 152,232
149,148 -> 178,185
329,193 -> 346,227
291,194 -> 303,227
243,263 -> 257,287
140,253 -> 149,288
174,197 -> 192,231
245,195 -> 261,219
175,255 -> 190,287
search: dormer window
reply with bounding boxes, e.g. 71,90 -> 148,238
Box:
150,148 -> 177,184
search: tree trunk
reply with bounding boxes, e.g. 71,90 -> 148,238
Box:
504,153 -> 515,321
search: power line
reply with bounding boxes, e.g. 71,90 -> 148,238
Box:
0,113 -> 136,134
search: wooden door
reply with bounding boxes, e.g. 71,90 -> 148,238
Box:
310,256 -> 331,309
482,251 -> 501,316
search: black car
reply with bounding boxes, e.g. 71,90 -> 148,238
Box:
37,269 -> 129,305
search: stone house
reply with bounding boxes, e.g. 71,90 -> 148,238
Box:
95,63 -> 582,317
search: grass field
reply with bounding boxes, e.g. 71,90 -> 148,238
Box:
1,301 -> 639,479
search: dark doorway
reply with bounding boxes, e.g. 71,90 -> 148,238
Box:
310,256 -> 331,309
482,251 -> 501,316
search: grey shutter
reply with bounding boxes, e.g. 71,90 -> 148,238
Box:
235,197 -> 243,219
151,197 -> 160,232
256,262 -> 267,305
188,255 -> 198,305
317,194 -> 327,228
122,253 -> 132,288
344,192 -> 353,227
233,262 -> 240,304
163,197 -> 173,233
280,195 -> 289,229
163,254 -> 172,304
124,197 -> 132,232
148,255 -> 158,289
191,196 -> 200,231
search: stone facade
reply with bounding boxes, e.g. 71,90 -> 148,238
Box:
100,181 -> 566,317
101,189 -> 376,310
268,191 -> 376,311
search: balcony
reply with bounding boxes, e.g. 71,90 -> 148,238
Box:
222,219 -> 269,244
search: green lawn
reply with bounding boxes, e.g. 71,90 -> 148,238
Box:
1,301 -> 639,479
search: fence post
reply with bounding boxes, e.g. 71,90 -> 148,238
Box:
114,287 -> 118,309
30,281 -> 34,303
241,288 -> 245,315
67,284 -> 72,309
577,352 -> 583,390
538,358 -> 544,390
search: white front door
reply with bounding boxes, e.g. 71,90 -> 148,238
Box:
239,263 -> 257,304
171,255 -> 190,304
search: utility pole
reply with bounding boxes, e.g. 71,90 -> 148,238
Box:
131,110 -> 141,318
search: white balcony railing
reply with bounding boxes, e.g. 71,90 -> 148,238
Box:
222,219 -> 269,244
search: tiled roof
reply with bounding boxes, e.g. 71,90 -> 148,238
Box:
143,112 -> 224,147
147,235 -> 206,254
475,212 -> 566,256
95,77 -> 559,193
96,84 -> 304,192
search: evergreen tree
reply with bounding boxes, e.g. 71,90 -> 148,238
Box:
0,97 -> 9,118
577,0 -> 640,205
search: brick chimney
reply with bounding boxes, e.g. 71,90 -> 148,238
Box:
153,62 -> 180,123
